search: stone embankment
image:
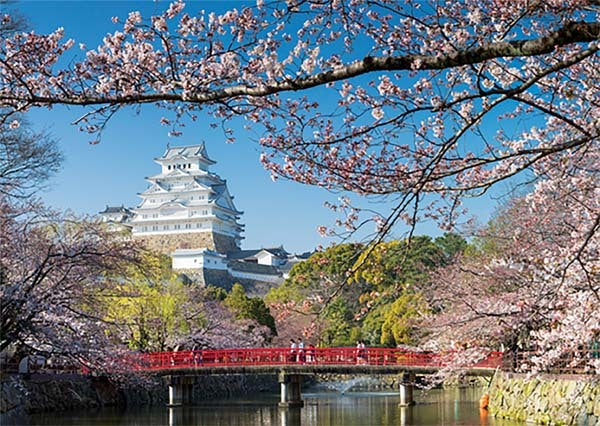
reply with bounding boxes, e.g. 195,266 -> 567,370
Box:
489,372 -> 600,424
1,373 -> 278,424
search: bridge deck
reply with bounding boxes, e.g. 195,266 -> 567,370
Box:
156,364 -> 496,377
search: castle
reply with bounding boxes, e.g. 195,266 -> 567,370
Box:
99,144 -> 309,295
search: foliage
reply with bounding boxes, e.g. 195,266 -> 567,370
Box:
205,285 -> 227,301
434,233 -> 469,263
0,198 -> 142,368
354,236 -> 450,292
224,283 -> 277,337
421,189 -> 599,373
0,118 -> 62,200
106,260 -> 274,351
104,255 -> 194,352
380,293 -> 427,347
267,236 -> 465,346
0,1 -> 597,240
266,243 -> 362,305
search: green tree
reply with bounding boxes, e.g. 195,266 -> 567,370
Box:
225,283 -> 276,336
267,236 -> 466,346
380,293 -> 427,347
321,298 -> 354,346
434,232 -> 469,262
105,253 -> 202,351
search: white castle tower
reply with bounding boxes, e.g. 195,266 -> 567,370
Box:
129,144 -> 244,253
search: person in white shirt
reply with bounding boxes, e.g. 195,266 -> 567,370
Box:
297,338 -> 305,363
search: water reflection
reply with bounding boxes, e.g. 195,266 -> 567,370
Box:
25,388 -> 523,426
279,407 -> 301,426
399,405 -> 412,424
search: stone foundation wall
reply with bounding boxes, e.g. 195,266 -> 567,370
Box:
177,269 -> 279,297
1,373 -> 278,423
489,372 -> 600,424
0,374 -> 165,421
212,233 -> 239,253
134,232 -> 238,254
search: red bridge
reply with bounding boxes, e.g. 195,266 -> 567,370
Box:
136,346 -> 502,373
131,347 -> 503,407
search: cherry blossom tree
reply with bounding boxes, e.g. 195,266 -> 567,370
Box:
0,122 -> 62,199
422,181 -> 599,373
185,298 -> 271,349
0,1 -> 597,228
0,198 -> 142,370
0,0 -> 598,367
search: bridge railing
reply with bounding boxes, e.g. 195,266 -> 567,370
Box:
503,348 -> 600,375
134,347 -> 504,371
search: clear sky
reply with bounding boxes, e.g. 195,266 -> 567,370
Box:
8,0 -> 500,253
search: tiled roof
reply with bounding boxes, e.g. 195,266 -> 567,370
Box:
156,143 -> 215,163
228,260 -> 282,276
99,205 -> 132,214
226,247 -> 289,260
226,249 -> 262,260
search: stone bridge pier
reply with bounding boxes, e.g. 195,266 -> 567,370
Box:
278,372 -> 304,408
166,375 -> 195,407
398,372 -> 416,406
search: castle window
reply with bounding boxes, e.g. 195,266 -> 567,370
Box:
188,163 -> 191,168
174,224 -> 181,230
203,210 -> 208,215
164,225 -> 169,230
152,225 -> 158,231
185,223 -> 191,229
143,226 -> 148,232
168,165 -> 171,170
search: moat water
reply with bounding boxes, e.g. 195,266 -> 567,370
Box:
25,387 -> 522,425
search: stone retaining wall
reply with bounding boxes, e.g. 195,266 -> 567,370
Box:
180,269 -> 280,297
135,232 -> 238,254
489,372 -> 600,424
1,373 -> 278,424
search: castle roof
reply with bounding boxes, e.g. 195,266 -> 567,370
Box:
228,260 -> 282,276
99,205 -> 132,214
155,143 -> 215,164
227,247 -> 290,261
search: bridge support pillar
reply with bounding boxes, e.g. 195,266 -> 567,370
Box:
166,376 -> 194,407
278,372 -> 304,408
398,372 -> 415,407
168,383 -> 182,407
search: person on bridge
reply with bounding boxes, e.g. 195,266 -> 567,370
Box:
356,341 -> 366,365
297,338 -> 305,363
289,339 -> 297,363
193,348 -> 202,366
307,344 -> 316,363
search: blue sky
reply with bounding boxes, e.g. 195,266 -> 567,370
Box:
9,0 -> 500,252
